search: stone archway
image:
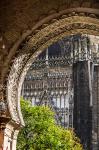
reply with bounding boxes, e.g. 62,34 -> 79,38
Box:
0,8 -> 99,150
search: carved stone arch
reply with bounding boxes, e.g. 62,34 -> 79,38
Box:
6,12 -> 99,130
1,8 -> 99,80
0,3 -> 97,149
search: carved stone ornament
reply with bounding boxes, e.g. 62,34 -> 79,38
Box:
6,11 -> 99,127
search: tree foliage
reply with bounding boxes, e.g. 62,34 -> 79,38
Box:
17,97 -> 83,150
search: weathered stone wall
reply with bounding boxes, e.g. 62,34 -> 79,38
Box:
0,0 -> 99,49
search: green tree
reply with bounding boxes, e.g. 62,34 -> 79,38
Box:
17,97 -> 83,150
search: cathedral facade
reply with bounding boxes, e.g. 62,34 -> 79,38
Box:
22,34 -> 99,150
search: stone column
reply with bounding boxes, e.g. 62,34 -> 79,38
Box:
3,123 -> 14,150
0,99 -> 11,149
3,123 -> 19,150
12,130 -> 19,150
73,61 -> 92,150
92,65 -> 99,150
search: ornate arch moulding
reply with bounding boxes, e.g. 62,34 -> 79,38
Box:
6,8 -> 99,128
3,7 -> 99,66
